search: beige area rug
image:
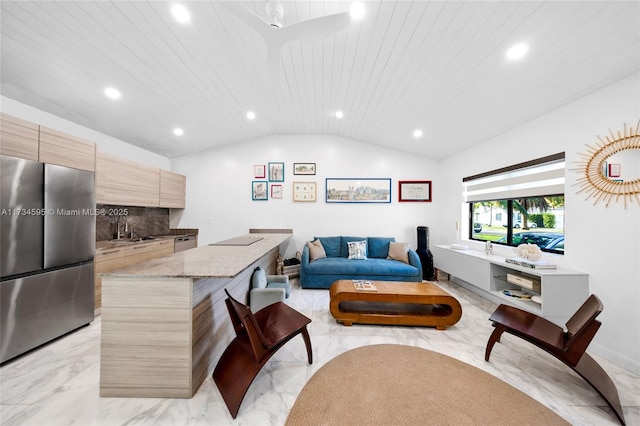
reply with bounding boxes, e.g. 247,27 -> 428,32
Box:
286,344 -> 569,426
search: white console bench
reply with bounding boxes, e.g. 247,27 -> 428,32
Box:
433,245 -> 589,326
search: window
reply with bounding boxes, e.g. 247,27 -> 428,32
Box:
465,153 -> 565,254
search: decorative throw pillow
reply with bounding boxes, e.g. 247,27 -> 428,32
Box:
306,239 -> 327,262
387,242 -> 409,264
367,237 -> 396,258
347,240 -> 368,260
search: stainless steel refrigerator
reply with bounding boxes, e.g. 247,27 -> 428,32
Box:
1,155 -> 95,363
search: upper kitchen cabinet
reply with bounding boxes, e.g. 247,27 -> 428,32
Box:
136,163 -> 160,207
98,153 -> 182,208
39,126 -> 96,171
0,113 -> 39,161
160,170 -> 186,208
102,154 -> 142,206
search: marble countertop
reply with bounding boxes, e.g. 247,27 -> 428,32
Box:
101,233 -> 291,279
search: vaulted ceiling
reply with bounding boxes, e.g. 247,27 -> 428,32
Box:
1,1 -> 639,160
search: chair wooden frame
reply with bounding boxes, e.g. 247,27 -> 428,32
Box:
485,294 -> 625,425
213,289 -> 312,418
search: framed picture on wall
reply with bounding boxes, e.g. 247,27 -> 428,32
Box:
271,184 -> 283,199
254,164 -> 266,178
252,181 -> 268,200
268,162 -> 285,182
325,178 -> 391,203
293,163 -> 316,175
608,163 -> 621,178
398,180 -> 432,202
293,181 -> 317,202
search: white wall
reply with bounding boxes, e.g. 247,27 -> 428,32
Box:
434,73 -> 640,375
1,96 -> 170,169
171,135 -> 439,258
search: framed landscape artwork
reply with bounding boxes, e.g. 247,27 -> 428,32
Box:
268,162 -> 285,182
398,180 -> 432,202
293,181 -> 317,202
252,181 -> 268,200
293,163 -> 316,175
326,178 -> 391,203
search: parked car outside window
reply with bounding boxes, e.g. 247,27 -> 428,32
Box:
513,220 -> 537,229
498,232 -> 564,252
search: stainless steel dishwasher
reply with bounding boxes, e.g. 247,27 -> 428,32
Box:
174,235 -> 197,252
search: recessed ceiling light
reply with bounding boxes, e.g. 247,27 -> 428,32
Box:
413,129 -> 423,138
171,4 -> 191,23
350,2 -> 365,20
246,111 -> 256,120
173,128 -> 184,136
506,43 -> 528,61
335,110 -> 344,119
104,87 -> 121,100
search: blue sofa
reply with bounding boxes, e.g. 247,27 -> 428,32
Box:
300,236 -> 423,289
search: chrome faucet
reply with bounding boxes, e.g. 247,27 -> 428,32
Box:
114,215 -> 124,240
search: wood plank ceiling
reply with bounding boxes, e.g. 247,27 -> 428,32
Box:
1,1 -> 638,159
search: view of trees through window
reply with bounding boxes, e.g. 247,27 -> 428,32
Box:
470,195 -> 565,254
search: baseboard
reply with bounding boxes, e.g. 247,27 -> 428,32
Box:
589,342 -> 640,376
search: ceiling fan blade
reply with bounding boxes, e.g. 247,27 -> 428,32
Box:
282,12 -> 351,42
219,1 -> 270,39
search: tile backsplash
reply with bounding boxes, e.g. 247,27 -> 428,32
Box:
96,204 -> 170,241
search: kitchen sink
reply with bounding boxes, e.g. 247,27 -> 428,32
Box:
109,236 -> 156,242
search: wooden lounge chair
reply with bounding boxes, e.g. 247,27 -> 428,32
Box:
485,294 -> 625,425
213,289 -> 313,418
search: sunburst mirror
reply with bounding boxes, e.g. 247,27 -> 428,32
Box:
574,121 -> 640,208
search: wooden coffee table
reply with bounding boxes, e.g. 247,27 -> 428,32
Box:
329,280 -> 462,329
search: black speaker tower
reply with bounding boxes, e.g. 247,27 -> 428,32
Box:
416,226 -> 435,280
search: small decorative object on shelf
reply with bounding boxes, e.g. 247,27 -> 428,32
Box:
506,273 -> 541,291
514,243 -> 542,261
484,241 -> 494,255
500,289 -> 532,299
505,257 -> 557,269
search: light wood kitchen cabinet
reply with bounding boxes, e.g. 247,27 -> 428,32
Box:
160,169 -> 186,208
39,126 -> 96,171
103,154 -> 139,206
0,113 -> 39,161
94,247 -> 127,310
124,239 -> 174,266
97,151 -> 185,208
95,238 -> 175,310
136,163 -> 160,207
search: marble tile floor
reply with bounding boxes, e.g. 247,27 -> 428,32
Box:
1,279 -> 638,426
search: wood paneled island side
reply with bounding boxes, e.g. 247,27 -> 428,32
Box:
99,233 -> 291,398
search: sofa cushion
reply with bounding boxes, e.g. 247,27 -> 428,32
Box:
304,257 -> 417,276
367,237 -> 396,258
314,236 -> 341,257
347,240 -> 367,260
387,242 -> 410,264
340,236 -> 367,257
306,239 -> 327,261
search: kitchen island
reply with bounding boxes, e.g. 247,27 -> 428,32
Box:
99,233 -> 291,398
